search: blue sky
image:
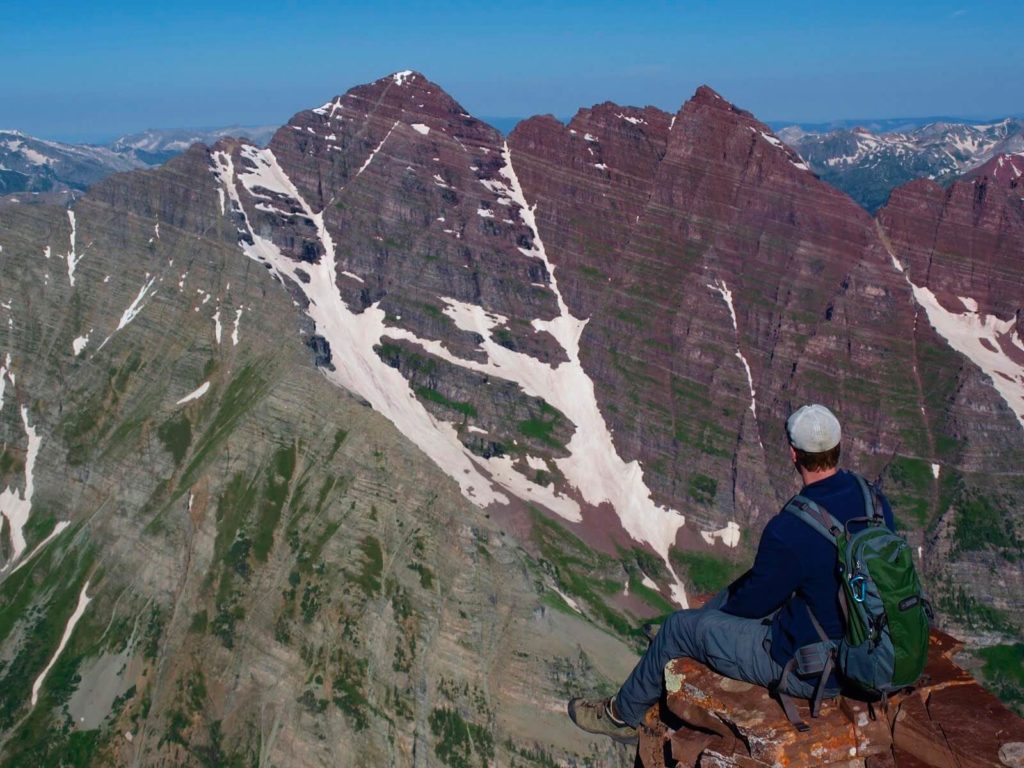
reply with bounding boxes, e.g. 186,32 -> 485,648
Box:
3,0 -> 1022,142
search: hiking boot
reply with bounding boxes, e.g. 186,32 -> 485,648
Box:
642,622 -> 661,643
567,697 -> 638,745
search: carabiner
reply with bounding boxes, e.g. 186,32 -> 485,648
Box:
850,575 -> 867,603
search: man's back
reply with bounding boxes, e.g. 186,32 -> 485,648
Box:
723,470 -> 895,671
566,404 -> 898,739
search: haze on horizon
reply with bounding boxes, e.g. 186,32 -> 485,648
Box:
3,0 -> 1022,143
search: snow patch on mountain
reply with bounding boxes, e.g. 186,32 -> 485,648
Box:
525,455 -> 548,471
0,406 -> 42,571
496,144 -> 690,606
700,521 -> 741,547
115,277 -> 157,331
213,142 -> 693,607
65,210 -> 81,287
31,581 -> 91,707
0,353 -> 11,410
878,228 -> 1024,429
9,521 -> 70,576
552,585 -> 582,613
616,113 -> 646,126
911,286 -> 1024,428
176,381 -> 210,405
72,331 -> 91,356
232,308 -> 243,346
2,138 -> 51,166
708,280 -> 759,423
214,147 -> 513,509
97,275 -> 157,350
356,121 -> 400,178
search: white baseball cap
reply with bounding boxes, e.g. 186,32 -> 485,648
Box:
786,404 -> 841,452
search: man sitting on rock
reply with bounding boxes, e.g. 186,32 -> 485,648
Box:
567,404 -> 894,745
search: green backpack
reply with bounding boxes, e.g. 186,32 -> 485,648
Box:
776,473 -> 931,730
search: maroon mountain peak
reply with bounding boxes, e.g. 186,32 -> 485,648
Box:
344,69 -> 462,111
378,69 -> 427,87
965,152 -> 1024,187
271,69 -> 500,155
687,84 -> 753,117
562,102 -> 673,142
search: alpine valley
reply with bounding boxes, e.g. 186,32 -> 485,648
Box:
0,72 -> 1021,766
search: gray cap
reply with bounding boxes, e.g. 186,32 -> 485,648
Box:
787,404 -> 841,452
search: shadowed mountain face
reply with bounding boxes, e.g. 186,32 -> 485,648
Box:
0,71 -> 1021,764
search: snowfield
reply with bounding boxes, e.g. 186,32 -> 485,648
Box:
0,406 -> 42,571
31,581 -> 92,707
213,142 -> 694,606
882,236 -> 1024,429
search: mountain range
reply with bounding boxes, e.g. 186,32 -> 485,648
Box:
778,118 -> 1024,211
0,126 -> 277,203
0,71 -> 1021,766
6,113 -> 1023,217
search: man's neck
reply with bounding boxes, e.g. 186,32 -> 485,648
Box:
799,466 -> 839,487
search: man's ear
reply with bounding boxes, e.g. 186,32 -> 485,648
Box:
789,445 -> 798,464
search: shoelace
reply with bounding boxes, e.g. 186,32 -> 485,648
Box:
605,700 -> 627,726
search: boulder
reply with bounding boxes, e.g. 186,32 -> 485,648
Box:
636,630 -> 1024,767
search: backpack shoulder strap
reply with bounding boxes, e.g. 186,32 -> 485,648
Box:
784,495 -> 843,546
851,473 -> 885,522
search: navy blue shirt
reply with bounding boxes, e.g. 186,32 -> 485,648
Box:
721,470 -> 894,676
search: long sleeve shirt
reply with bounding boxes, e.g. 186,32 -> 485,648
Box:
721,470 -> 895,674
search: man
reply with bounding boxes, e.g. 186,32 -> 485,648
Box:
567,404 -> 894,744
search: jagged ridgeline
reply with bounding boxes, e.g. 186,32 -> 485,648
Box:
0,70 -> 1022,765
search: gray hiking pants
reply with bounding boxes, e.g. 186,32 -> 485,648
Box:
614,591 -> 820,727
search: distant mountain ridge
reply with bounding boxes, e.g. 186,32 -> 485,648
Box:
767,114 -> 1024,134
110,125 -> 278,165
777,116 -> 1024,211
0,125 -> 276,204
6,113 -> 1022,216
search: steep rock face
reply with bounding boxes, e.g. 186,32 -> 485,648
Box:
878,174 -> 1023,333
877,165 -> 1024,638
509,85 -> 933,531
265,71 -> 565,362
508,83 -> 1024,640
207,72 -> 702,608
0,138 -> 635,766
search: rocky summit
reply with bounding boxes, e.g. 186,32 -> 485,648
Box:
0,71 -> 1021,766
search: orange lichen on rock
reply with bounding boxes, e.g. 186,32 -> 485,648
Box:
636,630 -> 1024,767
